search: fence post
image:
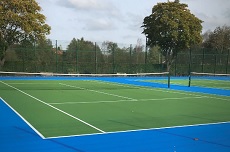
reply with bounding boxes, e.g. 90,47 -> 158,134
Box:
214,54 -> 217,74
226,49 -> 230,74
95,42 -> 97,74
23,48 -> 25,72
202,48 -> 205,73
130,44 -> 132,73
188,48 -> 192,87
174,53 -> 177,76
112,44 -> 115,73
55,40 -> 58,73
145,41 -> 148,73
34,40 -> 37,72
161,50 -> 163,72
75,42 -> 78,73
188,48 -> 192,75
62,51 -> 64,73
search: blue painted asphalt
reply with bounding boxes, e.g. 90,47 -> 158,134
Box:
1,97 -> 230,152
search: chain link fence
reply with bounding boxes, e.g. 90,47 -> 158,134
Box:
1,40 -> 230,75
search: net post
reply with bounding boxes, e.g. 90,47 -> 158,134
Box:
167,72 -> 170,88
188,72 -> 191,87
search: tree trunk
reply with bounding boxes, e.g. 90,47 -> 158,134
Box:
166,60 -> 171,72
165,52 -> 173,72
0,57 -> 5,70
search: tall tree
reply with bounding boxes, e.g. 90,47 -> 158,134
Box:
0,0 -> 51,68
203,25 -> 230,54
66,38 -> 103,73
142,0 -> 203,71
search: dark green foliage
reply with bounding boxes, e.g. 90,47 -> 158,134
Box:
203,25 -> 230,54
0,0 -> 51,68
142,0 -> 203,71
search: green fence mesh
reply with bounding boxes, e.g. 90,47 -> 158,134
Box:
1,40 -> 230,75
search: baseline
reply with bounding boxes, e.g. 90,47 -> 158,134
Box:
46,120 -> 230,140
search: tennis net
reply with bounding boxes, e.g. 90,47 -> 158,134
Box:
0,71 -> 171,88
0,71 -> 168,76
188,72 -> 230,88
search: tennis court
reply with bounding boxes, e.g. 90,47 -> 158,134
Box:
1,74 -> 230,151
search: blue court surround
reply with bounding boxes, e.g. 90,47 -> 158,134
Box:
1,76 -> 230,151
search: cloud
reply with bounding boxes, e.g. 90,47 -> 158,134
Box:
224,8 -> 230,19
58,0 -> 116,12
196,12 -> 229,32
180,0 -> 230,32
58,0 -> 122,18
68,0 -> 111,11
82,18 -> 117,31
126,12 -> 144,32
55,0 -> 123,32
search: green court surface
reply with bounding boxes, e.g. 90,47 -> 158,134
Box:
1,79 -> 230,139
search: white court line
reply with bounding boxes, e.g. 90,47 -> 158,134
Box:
94,80 -> 200,97
6,82 -> 52,85
0,81 -> 105,135
49,99 -> 134,105
46,121 -> 230,139
49,96 -> 208,105
0,97 -> 45,139
94,80 -> 230,100
59,83 -> 136,101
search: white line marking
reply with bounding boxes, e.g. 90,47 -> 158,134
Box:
96,80 -> 230,99
0,97 -> 45,139
46,121 -> 230,139
6,83 -> 52,85
49,99 -> 135,105
49,96 -> 208,105
202,95 -> 230,101
94,80 -> 206,96
0,81 -> 105,134
59,83 -> 136,101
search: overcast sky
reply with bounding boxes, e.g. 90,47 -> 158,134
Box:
36,0 -> 230,45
